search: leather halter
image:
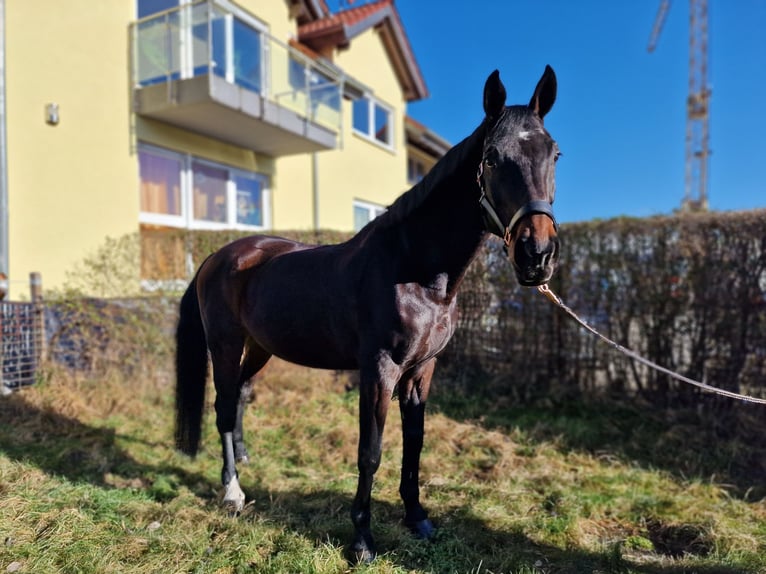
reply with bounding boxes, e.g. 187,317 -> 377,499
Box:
476,162 -> 558,247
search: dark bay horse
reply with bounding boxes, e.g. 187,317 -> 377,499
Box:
175,66 -> 561,562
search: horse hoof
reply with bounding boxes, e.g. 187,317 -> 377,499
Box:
222,477 -> 246,516
350,534 -> 376,564
223,499 -> 243,517
235,454 -> 250,465
407,518 -> 436,540
351,545 -> 376,565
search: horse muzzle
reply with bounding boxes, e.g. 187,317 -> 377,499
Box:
510,215 -> 560,286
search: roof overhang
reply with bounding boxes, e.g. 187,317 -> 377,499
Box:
298,1 -> 428,102
289,0 -> 330,25
405,116 -> 451,158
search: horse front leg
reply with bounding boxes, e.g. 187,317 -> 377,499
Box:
350,359 -> 399,563
398,358 -> 436,539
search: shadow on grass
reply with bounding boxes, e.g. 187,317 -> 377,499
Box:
0,390 -> 211,498
0,390 -> 753,574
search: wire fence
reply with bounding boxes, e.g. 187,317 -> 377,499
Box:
440,210 -> 766,412
1,300 -> 44,390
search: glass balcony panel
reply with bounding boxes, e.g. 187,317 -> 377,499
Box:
132,0 -> 342,153
190,2 -> 213,77
273,43 -> 340,131
233,19 -> 262,92
135,11 -> 182,85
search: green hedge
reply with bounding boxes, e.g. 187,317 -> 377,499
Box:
444,209 -> 766,411
140,212 -> 766,412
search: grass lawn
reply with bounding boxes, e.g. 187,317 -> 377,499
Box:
1,359 -> 764,573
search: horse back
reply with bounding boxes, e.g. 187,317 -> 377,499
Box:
195,234 -> 311,329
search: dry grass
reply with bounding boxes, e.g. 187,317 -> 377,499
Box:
1,358 -> 765,573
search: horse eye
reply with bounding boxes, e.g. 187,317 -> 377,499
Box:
554,150 -> 563,162
483,151 -> 499,168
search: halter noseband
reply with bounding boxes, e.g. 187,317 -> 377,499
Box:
476,162 -> 558,247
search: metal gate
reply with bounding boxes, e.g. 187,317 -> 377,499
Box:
1,300 -> 44,390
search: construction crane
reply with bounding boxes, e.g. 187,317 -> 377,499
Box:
648,0 -> 711,212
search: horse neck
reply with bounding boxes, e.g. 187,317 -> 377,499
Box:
416,174 -> 488,295
392,132 -> 489,297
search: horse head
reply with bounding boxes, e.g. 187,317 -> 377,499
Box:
478,66 -> 560,286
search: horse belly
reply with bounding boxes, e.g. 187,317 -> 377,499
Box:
244,277 -> 359,370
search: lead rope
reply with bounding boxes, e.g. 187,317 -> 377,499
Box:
537,284 -> 766,405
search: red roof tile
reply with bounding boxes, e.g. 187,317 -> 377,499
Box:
299,0 -> 390,36
298,0 -> 427,101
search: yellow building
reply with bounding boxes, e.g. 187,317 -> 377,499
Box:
0,0 -> 448,297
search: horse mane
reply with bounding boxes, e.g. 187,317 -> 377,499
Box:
363,120 -> 489,233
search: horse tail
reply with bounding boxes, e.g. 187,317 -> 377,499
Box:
175,273 -> 208,457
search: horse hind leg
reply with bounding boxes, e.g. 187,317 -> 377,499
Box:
233,340 -> 271,464
398,358 -> 436,539
208,333 -> 251,514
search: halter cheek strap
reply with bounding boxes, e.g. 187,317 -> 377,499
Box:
476,163 -> 558,247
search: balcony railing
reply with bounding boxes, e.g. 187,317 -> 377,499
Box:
130,0 -> 345,155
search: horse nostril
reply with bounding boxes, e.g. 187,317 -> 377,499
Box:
529,237 -> 559,266
523,236 -> 549,258
520,236 -> 538,258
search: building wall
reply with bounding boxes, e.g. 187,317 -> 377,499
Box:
3,0 -> 426,296
6,1 -> 140,296
322,27 -> 408,230
273,25 -> 409,231
239,0 -> 293,43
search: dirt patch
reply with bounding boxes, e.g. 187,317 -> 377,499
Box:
646,518 -> 713,558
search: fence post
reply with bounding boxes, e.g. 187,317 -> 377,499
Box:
29,272 -> 46,364
0,279 -> 4,392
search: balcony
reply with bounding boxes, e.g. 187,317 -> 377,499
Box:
130,1 -> 345,156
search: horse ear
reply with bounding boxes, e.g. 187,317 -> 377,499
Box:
483,70 -> 507,120
528,65 -> 557,120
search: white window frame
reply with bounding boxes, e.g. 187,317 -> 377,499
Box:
138,143 -> 270,231
352,94 -> 394,150
353,199 -> 386,231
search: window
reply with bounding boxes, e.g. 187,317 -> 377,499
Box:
353,200 -> 386,231
352,96 -> 393,148
138,144 -> 269,230
407,157 -> 427,184
137,0 -> 178,19
235,173 -> 264,226
352,99 -> 370,134
139,149 -> 182,220
192,162 -> 228,223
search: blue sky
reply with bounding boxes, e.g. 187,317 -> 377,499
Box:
334,1 -> 766,224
